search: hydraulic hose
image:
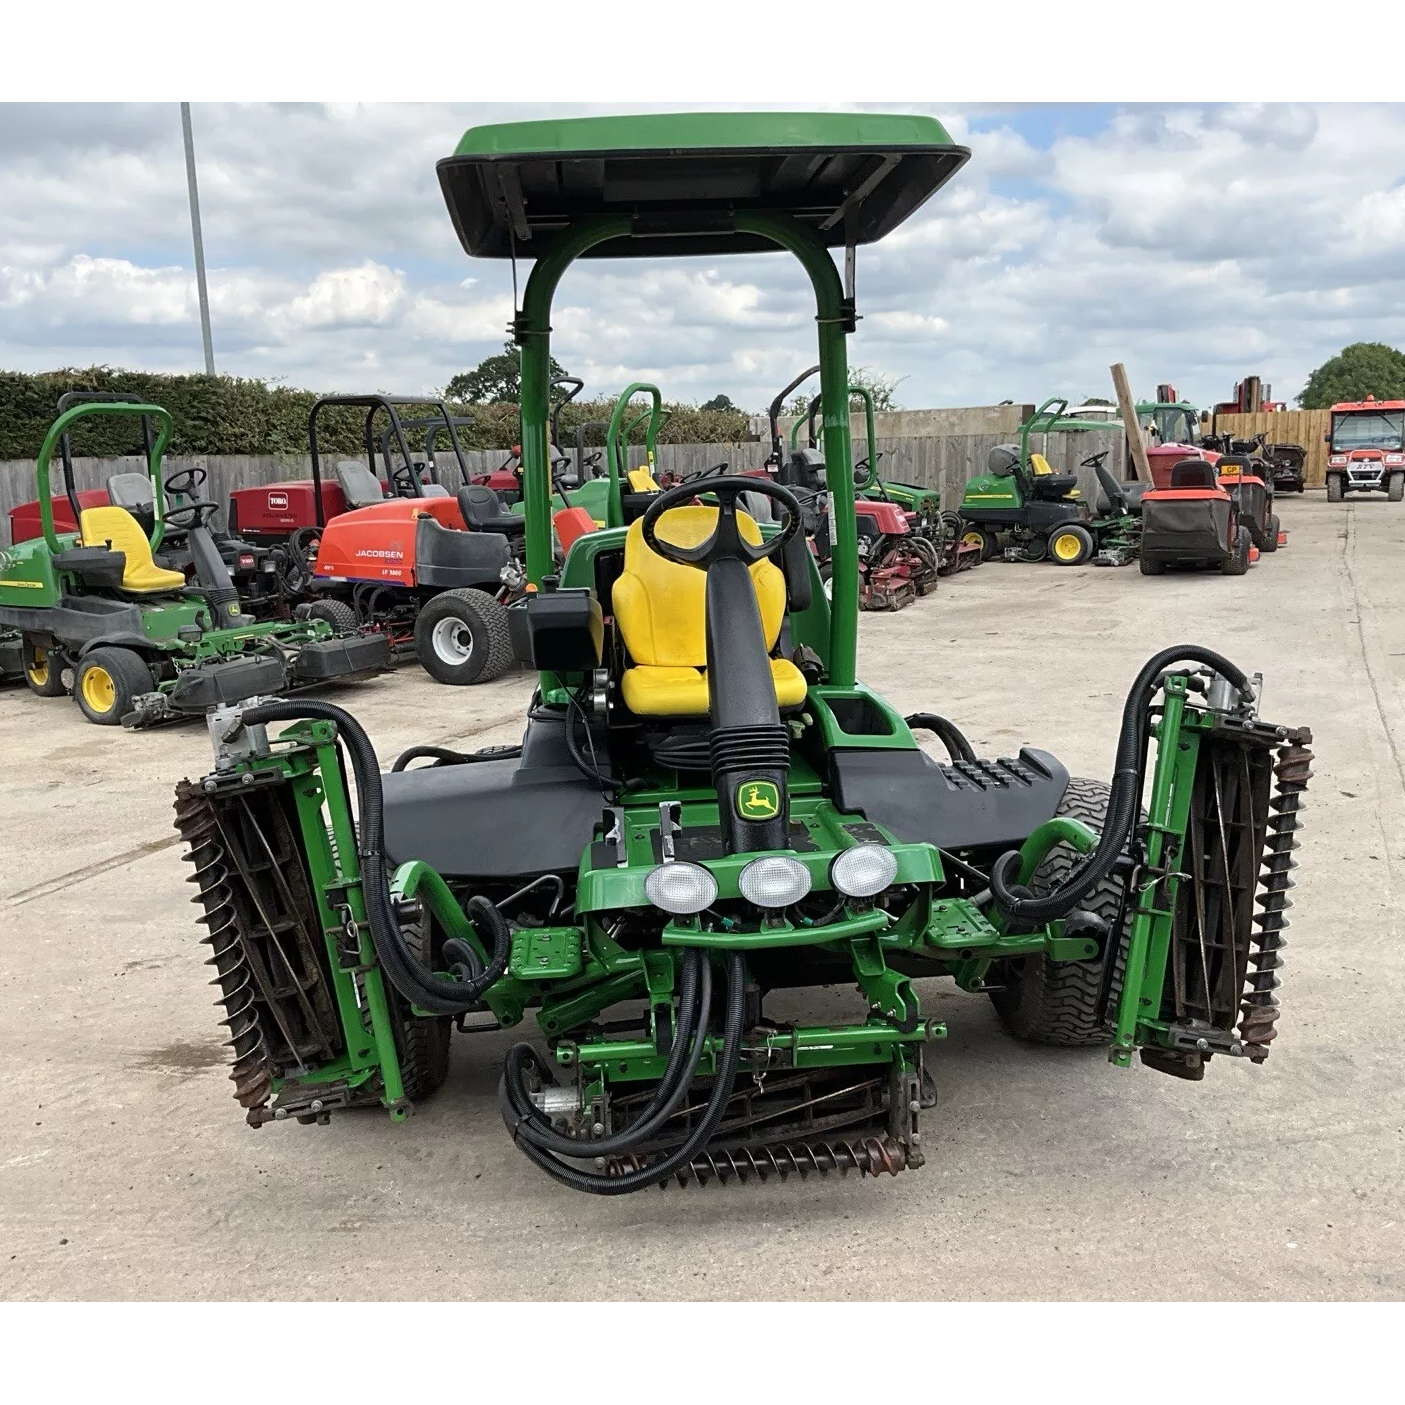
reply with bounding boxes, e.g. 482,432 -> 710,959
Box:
499,948 -> 710,1159
238,700 -> 509,1015
390,742 -> 523,772
989,645 -> 1250,925
905,712 -> 977,764
505,952 -> 747,1195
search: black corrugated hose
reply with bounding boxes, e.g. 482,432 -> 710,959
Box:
238,700 -> 509,1016
988,645 -> 1250,924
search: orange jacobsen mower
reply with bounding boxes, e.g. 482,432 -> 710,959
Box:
298,394 -> 597,685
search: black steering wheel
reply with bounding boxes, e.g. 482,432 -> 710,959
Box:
163,466 -> 207,498
390,461 -> 424,496
641,476 -> 802,569
1081,450 -> 1111,470
163,498 -> 220,529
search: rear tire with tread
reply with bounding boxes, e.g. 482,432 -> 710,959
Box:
390,918 -> 452,1105
23,637 -> 68,697
1261,512 -> 1281,551
413,588 -> 514,685
988,777 -> 1130,1046
1139,553 -> 1164,576
302,598 -> 358,632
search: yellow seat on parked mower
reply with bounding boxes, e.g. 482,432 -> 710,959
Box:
613,505 -> 807,718
626,467 -> 661,493
79,506 -> 186,593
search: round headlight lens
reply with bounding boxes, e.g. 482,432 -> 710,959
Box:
644,861 -> 718,916
830,843 -> 899,898
737,855 -> 812,909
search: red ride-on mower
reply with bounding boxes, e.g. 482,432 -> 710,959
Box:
1139,459 -> 1254,577
227,395 -> 471,549
1216,456 -> 1284,555
297,395 -> 529,685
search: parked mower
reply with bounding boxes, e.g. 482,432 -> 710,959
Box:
9,391 -> 305,620
958,400 -> 1139,566
0,401 -> 387,725
766,373 -> 939,606
1323,396 -> 1405,502
1139,459 -> 1253,576
173,112 -> 1311,1197
1212,452 -> 1283,555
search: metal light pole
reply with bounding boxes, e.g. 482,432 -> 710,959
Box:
180,102 -> 216,376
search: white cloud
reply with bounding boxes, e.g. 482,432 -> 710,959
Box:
0,102 -> 1402,412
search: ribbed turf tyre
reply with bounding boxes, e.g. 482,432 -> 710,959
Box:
1327,474 -> 1344,503
72,647 -> 155,726
1221,525 -> 1251,576
22,637 -> 68,697
389,918 -> 452,1104
968,527 -> 1001,562
1261,513 -> 1281,552
988,777 -> 1129,1047
413,588 -> 514,685
1389,474 -> 1404,503
302,598 -> 358,632
1048,523 -> 1094,566
1138,553 -> 1164,576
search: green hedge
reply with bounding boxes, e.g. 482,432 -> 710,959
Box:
0,367 -> 753,459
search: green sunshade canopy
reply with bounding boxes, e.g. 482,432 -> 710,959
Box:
437,110 -> 969,260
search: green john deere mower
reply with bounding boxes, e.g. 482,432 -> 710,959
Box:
172,112 -> 1311,1193
0,400 -> 388,726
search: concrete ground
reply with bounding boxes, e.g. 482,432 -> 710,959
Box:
2,494 -> 1400,1301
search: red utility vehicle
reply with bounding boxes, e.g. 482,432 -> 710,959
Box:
1324,395 -> 1405,503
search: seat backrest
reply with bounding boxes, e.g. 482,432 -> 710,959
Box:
1170,458 -> 1217,489
626,467 -> 661,493
613,506 -> 787,668
336,459 -> 385,508
458,484 -> 505,527
420,482 -> 450,498
106,471 -> 155,513
78,505 -> 176,591
1029,452 -> 1054,476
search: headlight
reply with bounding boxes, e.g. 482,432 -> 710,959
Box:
1329,455 -> 1347,466
1386,454 -> 1404,466
830,843 -> 899,898
737,855 -> 812,909
644,861 -> 718,916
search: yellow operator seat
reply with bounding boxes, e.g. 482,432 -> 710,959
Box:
78,506 -> 186,593
612,505 -> 807,717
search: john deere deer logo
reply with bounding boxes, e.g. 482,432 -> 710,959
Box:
737,779 -> 780,820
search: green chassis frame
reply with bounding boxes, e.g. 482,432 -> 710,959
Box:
224,218 -> 1217,1122
0,401 -> 335,696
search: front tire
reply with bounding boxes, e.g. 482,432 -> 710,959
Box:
964,527 -> 1001,562
1221,524 -> 1251,576
988,777 -> 1129,1046
73,647 -> 154,726
1139,554 -> 1164,576
1389,474 -> 1404,503
1262,513 -> 1281,552
1327,474 -> 1344,503
23,638 -> 68,697
1048,523 -> 1094,566
390,917 -> 452,1104
413,588 -> 514,685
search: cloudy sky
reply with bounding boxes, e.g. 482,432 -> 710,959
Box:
2,101 -> 1402,414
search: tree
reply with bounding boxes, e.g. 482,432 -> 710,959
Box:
1081,396 -> 1114,406
444,340 -> 571,404
848,366 -> 904,412
700,393 -> 737,412
1298,342 -> 1405,409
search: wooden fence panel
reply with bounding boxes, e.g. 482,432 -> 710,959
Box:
2,427 -> 1131,543
1213,409 -> 1332,487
